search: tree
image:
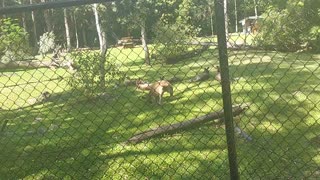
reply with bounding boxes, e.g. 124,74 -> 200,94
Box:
152,0 -> 203,63
114,0 -> 154,65
93,3 -> 107,88
133,0 -> 153,65
256,0 -> 320,52
64,8 -> 71,51
234,0 -> 238,32
19,0 -> 27,31
1,0 -> 6,18
30,0 -> 38,47
224,0 -> 228,37
72,11 -> 79,48
41,0 -> 53,32
140,20 -> 150,65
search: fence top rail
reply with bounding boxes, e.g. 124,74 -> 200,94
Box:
0,0 -> 115,15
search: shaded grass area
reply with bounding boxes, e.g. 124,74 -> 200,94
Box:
0,47 -> 319,179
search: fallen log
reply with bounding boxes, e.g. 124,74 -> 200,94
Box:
0,60 -> 53,69
126,104 -> 250,144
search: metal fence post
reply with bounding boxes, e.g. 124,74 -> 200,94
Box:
214,0 -> 240,179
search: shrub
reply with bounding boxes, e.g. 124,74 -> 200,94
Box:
305,26 -> 320,52
68,51 -> 121,96
152,22 -> 202,63
0,18 -> 29,63
255,3 -> 320,52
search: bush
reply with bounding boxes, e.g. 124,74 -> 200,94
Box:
0,18 -> 30,63
38,32 -> 56,55
68,51 -> 121,96
152,22 -> 202,63
305,26 -> 320,52
255,3 -> 320,52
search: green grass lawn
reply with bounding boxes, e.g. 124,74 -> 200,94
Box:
0,46 -> 319,179
195,33 -> 256,45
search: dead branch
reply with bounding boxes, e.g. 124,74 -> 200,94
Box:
0,60 -> 54,69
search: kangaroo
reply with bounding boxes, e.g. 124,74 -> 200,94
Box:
120,73 -> 136,86
215,66 -> 221,83
148,77 -> 173,105
189,67 -> 210,82
168,76 -> 182,83
136,78 -> 152,91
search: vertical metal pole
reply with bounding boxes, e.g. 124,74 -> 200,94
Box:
214,0 -> 240,179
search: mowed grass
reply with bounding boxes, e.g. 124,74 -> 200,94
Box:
0,46 -> 319,179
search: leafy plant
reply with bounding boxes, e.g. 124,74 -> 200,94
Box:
307,26 -> 320,51
68,51 -> 121,96
255,2 -> 320,52
153,22 -> 202,63
152,0 -> 201,63
0,18 -> 29,63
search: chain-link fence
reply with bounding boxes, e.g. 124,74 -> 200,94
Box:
0,0 -> 319,179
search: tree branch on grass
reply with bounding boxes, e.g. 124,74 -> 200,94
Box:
0,60 -> 54,69
126,103 -> 250,144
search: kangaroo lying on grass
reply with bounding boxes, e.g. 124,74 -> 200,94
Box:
189,67 -> 210,82
136,77 -> 173,105
214,66 -> 240,83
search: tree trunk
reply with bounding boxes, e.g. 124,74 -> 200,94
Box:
20,0 -> 27,31
254,0 -> 258,18
140,21 -> 150,65
30,0 -> 38,47
81,25 -> 88,47
127,104 -> 249,144
41,0 -> 52,32
93,3 -> 107,88
209,6 -> 214,37
224,0 -> 228,39
21,13 -> 27,30
1,0 -> 5,18
234,0 -> 238,33
73,12 -> 79,49
64,8 -> 71,52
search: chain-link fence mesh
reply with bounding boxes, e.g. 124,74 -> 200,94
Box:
0,0 -> 319,179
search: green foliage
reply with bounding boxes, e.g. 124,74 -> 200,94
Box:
256,1 -> 320,52
152,0 -> 201,63
153,23 -> 190,62
68,51 -> 120,96
0,18 -> 29,63
307,26 -> 320,51
38,32 -> 56,55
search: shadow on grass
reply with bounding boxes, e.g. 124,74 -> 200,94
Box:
228,51 -> 320,179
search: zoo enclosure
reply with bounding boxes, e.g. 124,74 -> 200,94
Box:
0,0 -> 319,179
